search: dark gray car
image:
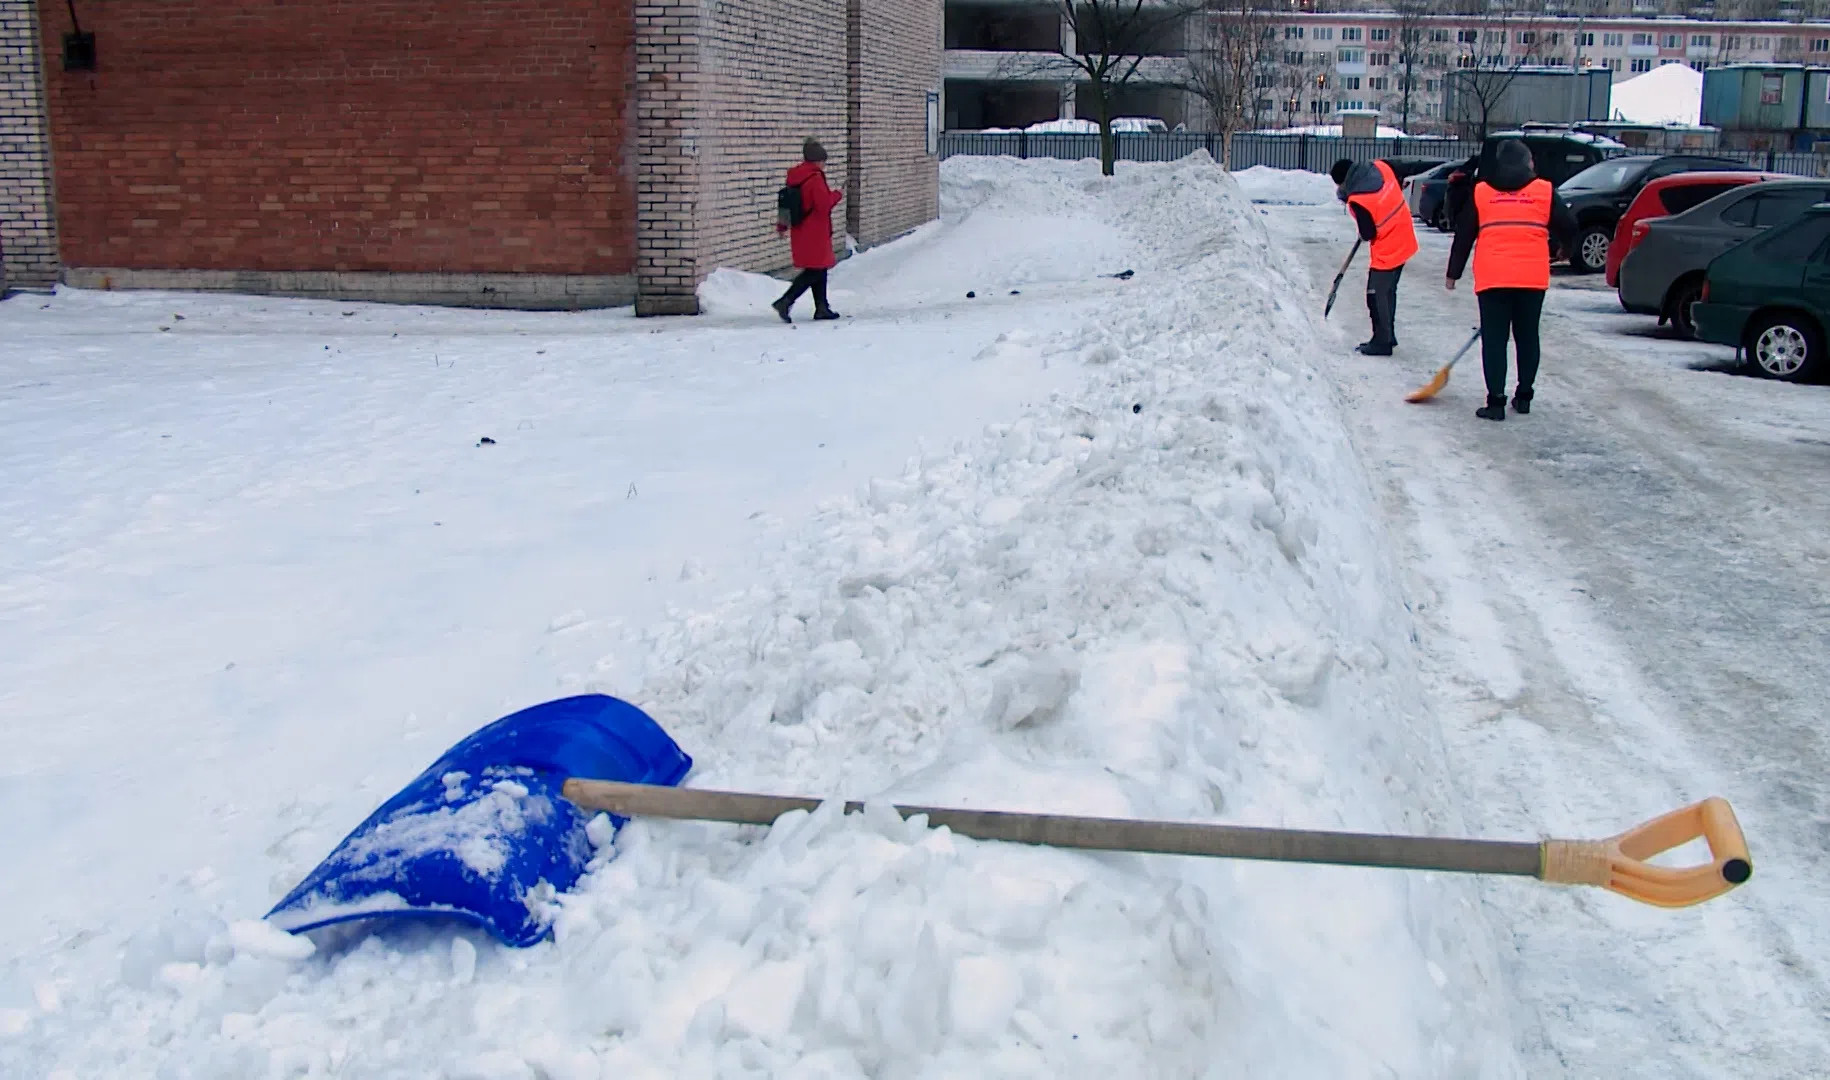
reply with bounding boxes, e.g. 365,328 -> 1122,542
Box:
1616,178 -> 1830,338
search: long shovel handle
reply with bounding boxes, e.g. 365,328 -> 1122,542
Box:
562,780 -> 1751,907
1323,238 -> 1362,318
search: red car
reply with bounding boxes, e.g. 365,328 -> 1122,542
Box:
1605,170 -> 1784,287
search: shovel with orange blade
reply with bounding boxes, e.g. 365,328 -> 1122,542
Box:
1406,327 -> 1483,403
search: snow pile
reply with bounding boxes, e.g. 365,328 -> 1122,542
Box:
1231,165 -> 1340,205
1251,123 -> 1417,139
3,157 -> 1522,1078
982,117 -> 1168,135
1610,63 -> 1705,126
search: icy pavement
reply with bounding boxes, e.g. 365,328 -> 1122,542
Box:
2,157 -> 1537,1077
1263,189 -> 1830,1077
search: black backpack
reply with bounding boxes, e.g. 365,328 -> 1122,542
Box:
777,182 -> 807,229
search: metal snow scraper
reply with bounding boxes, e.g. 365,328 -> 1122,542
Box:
266,695 -> 691,947
1405,327 -> 1483,403
1323,238 -> 1362,318
562,781 -> 1753,909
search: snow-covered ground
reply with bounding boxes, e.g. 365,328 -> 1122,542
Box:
1266,184 -> 1830,1078
7,156 -> 1821,1078
2,157 -> 1533,1078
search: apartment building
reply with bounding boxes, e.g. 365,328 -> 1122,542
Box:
943,1 -> 1830,134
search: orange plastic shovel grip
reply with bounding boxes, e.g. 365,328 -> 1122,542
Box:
1540,797 -> 1752,908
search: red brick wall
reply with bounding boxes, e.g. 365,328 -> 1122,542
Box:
39,0 -> 635,276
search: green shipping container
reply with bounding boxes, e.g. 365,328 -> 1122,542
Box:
1702,65 -> 1808,131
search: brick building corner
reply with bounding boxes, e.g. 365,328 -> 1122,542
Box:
4,0 -> 941,312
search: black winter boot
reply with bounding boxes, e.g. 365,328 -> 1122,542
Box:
813,308 -> 841,321
1476,394 -> 1507,421
772,297 -> 794,323
1512,386 -> 1533,414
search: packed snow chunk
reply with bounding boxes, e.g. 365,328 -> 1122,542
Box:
723,959 -> 809,1040
948,955 -> 1025,1042
451,936 -> 479,985
697,267 -> 788,316
228,919 -> 316,962
1230,165 -> 1340,206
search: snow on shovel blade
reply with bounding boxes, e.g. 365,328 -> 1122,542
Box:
265,695 -> 692,947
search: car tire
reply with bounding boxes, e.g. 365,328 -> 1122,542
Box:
1664,277 -> 1704,341
1743,311 -> 1825,383
1573,225 -> 1610,274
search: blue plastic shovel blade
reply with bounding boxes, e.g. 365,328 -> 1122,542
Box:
265,695 -> 692,947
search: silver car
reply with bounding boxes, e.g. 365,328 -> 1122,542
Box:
1617,178 -> 1830,338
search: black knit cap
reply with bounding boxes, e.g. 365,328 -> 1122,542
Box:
803,138 -> 828,163
1330,158 -> 1353,185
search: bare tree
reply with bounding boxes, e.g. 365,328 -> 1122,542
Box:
1183,2 -> 1275,166
1445,1 -> 1549,139
1391,0 -> 1431,135
1002,0 -> 1207,176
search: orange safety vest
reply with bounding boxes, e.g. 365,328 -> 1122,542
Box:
1345,160 -> 1419,271
1471,179 -> 1553,293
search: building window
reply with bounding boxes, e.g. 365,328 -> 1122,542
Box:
1338,47 -> 1365,64
1425,78 -> 1443,92
1725,36 -> 1741,50
1341,27 -> 1362,42
1370,52 -> 1391,66
1458,29 -> 1478,44
1484,30 -> 1503,44
1371,28 -> 1390,42
1486,53 -> 1506,66
1255,73 -> 1276,88
1257,97 -> 1274,113
1691,60 -> 1711,70
1285,26 -> 1304,40
1662,34 -> 1681,49
1517,31 -> 1536,45
1344,76 -> 1361,90
1369,76 -> 1389,90
1457,54 -> 1476,68
1575,31 -> 1594,47
1631,57 -> 1653,72
1312,51 -> 1330,64
1430,29 -> 1451,43
1284,50 -> 1304,64
1314,27 -> 1334,41
1605,57 -> 1622,71
1604,33 -> 1624,48
1691,35 -> 1712,47
1814,38 -> 1830,53
1661,58 -> 1680,65
1632,33 -> 1655,47
1429,52 -> 1450,67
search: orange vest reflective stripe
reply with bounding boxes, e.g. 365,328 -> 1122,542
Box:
1472,179 -> 1553,292
1345,160 -> 1419,271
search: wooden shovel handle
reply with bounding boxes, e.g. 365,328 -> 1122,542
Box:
1540,797 -> 1752,908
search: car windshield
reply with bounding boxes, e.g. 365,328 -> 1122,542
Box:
1560,160 -> 1650,192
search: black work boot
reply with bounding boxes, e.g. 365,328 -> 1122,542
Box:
772,296 -> 794,323
1475,394 -> 1507,421
1512,386 -> 1533,414
813,308 -> 841,321
1355,339 -> 1393,356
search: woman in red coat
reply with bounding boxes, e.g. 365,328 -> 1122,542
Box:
772,138 -> 845,323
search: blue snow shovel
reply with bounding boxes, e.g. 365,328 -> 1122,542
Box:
265,695 -> 692,947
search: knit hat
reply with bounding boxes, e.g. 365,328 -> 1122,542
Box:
803,138 -> 828,163
1329,158 -> 1353,185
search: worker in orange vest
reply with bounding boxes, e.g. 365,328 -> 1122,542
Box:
1332,157 -> 1419,356
1444,139 -> 1578,421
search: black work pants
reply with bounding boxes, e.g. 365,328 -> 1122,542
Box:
1365,265 -> 1403,348
778,268 -> 830,313
1477,287 -> 1545,398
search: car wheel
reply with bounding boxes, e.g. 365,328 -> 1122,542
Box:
1665,278 -> 1704,340
1573,226 -> 1610,274
1744,312 -> 1824,382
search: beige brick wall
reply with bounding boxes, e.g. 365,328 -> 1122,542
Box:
697,0 -> 848,277
1,0 -> 59,292
635,0 -> 703,315
632,0 -> 938,313
847,0 -> 940,250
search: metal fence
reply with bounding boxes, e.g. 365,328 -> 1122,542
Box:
937,130 -> 1830,179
